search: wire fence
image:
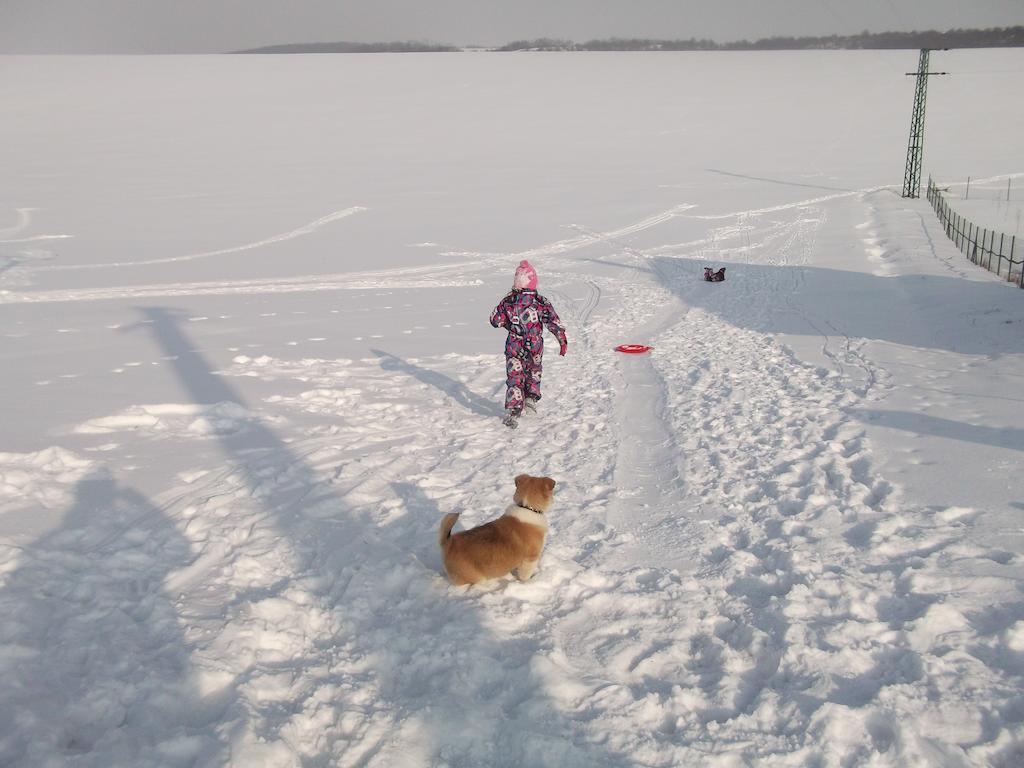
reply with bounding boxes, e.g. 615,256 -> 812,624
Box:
926,176 -> 1022,288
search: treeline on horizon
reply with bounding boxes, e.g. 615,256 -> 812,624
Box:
499,26 -> 1024,51
234,26 -> 1024,54
233,41 -> 460,54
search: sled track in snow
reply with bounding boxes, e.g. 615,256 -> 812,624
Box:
547,277 -> 601,333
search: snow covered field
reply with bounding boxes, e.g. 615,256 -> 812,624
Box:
941,178 -> 1024,238
2,49 -> 1023,766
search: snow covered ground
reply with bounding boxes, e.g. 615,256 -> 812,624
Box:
1,49 -> 1023,767
939,177 -> 1024,238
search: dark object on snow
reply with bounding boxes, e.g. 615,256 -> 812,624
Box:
704,267 -> 726,282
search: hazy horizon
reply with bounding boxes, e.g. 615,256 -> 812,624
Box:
1,0 -> 1023,54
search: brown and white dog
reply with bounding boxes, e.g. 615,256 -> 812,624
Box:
438,474 -> 555,586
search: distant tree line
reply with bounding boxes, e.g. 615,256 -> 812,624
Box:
233,41 -> 459,54
233,26 -> 1024,55
498,26 -> 1024,52
495,38 -> 578,52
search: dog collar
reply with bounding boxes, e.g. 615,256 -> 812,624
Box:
516,502 -> 544,515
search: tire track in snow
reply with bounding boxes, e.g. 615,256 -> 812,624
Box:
440,203 -> 697,263
1,200 -> 689,304
0,234 -> 72,245
4,198 -> 679,304
33,206 -> 368,271
0,208 -> 39,238
0,268 -> 483,304
679,184 -> 894,221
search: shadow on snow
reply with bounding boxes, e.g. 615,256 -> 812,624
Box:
9,305 -> 614,766
650,255 -> 1024,356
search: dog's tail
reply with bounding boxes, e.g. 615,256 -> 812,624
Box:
438,512 -> 460,550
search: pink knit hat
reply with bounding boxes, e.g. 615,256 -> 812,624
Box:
513,259 -> 538,290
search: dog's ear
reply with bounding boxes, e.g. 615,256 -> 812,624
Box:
514,474 -> 527,488
545,477 -> 556,492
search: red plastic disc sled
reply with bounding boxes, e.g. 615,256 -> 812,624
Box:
614,344 -> 653,354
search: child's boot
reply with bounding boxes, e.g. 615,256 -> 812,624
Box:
502,410 -> 519,429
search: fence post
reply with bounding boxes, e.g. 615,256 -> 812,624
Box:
998,232 -> 1005,278
966,176 -> 971,200
1011,234 -> 1019,288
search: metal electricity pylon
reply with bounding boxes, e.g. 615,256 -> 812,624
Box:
902,49 -> 947,198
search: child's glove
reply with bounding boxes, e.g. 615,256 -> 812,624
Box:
559,340 -> 568,356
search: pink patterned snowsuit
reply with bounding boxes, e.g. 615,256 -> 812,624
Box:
490,289 -> 567,414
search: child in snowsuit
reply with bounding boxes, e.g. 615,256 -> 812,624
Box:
490,260 -> 568,428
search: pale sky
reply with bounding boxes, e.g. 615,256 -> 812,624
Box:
1,0 -> 1022,53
